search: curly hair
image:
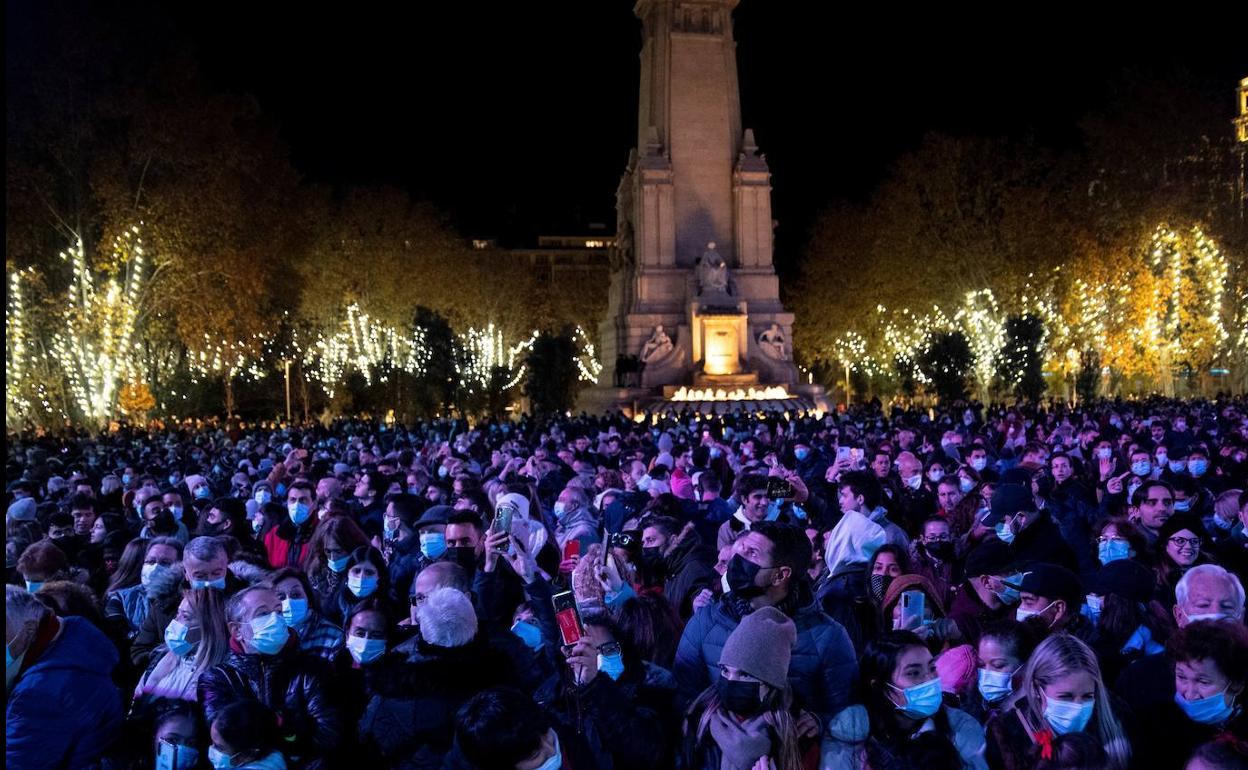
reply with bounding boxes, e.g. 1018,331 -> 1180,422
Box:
1166,619 -> 1248,686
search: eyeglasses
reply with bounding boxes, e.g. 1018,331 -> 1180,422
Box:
1168,536 -> 1202,549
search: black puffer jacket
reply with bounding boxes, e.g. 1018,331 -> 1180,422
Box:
197,637 -> 343,763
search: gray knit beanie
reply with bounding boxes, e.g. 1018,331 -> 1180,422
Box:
718,606 -> 797,689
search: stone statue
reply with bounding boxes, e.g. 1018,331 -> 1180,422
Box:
696,241 -> 729,296
758,323 -> 787,360
640,324 -> 674,363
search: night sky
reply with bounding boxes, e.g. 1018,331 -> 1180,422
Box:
13,2 -> 1248,271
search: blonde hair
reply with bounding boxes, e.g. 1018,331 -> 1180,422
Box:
189,587 -> 231,678
1016,634 -> 1130,769
688,683 -> 802,770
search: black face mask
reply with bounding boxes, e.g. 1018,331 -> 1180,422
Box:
725,554 -> 766,598
640,546 -> 666,573
869,573 -> 894,604
923,541 -> 955,562
716,675 -> 764,716
447,546 -> 477,572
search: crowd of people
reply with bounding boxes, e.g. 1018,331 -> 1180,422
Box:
6,395 -> 1248,770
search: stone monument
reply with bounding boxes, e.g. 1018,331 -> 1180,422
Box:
581,0 -> 821,413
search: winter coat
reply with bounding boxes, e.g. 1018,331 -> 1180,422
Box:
1044,482 -> 1099,578
674,581 -> 858,751
947,581 -> 1010,648
534,671 -> 667,770
105,582 -> 150,639
197,638 -> 342,764
821,703 -> 989,770
815,567 -> 878,656
6,616 -> 123,770
660,535 -> 719,618
263,518 -> 316,569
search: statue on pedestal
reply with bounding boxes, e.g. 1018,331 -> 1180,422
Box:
696,241 -> 730,296
758,323 -> 787,361
640,325 -> 674,363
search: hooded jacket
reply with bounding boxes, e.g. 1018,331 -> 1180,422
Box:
822,703 -> 989,770
6,616 -> 123,770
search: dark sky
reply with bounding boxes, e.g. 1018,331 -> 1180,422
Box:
15,2 -> 1248,268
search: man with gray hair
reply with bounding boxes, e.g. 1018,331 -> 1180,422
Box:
131,535 -> 246,669
6,586 -> 122,768
1114,562 -> 1245,709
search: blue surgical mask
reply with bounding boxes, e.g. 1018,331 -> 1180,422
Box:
255,489 -> 272,505
978,667 -> 1014,702
327,555 -> 350,573
597,653 -> 625,681
407,485 -> 420,496
1016,600 -> 1056,625
281,597 -> 309,628
190,577 -> 227,591
995,574 -> 1022,605
248,610 -> 289,655
1098,538 -> 1131,565
275,483 -> 287,497
1175,688 -> 1234,725
207,745 -> 236,770
889,676 -> 943,719
1188,459 -> 1208,476
252,517 -> 263,534
969,457 -> 988,472
1168,460 -> 1187,474
1173,498 -> 1192,512
959,477 -> 976,494
346,635 -> 387,665
168,475 -> 180,487
511,619 -> 543,650
122,474 -> 133,485
24,580 -> 43,593
288,500 -> 311,525
995,521 -> 1015,544
164,618 -> 195,658
347,573 -> 378,598
552,502 -> 570,520
420,532 -> 447,560
928,467 -> 944,482
156,740 -> 200,770
1082,594 -> 1103,625
437,465 -> 450,479
194,486 -> 211,500
1131,460 -> 1152,477
1044,697 -> 1095,734
534,733 -> 562,770
794,448 -> 810,462
709,447 -> 723,459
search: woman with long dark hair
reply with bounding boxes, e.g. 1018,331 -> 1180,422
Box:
824,630 -> 988,769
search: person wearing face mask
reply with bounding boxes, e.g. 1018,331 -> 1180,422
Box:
816,477 -> 889,654
132,587 -> 231,712
522,609 -> 668,769
948,541 -> 1022,647
675,521 -> 858,745
823,630 -> 989,769
682,607 -> 806,770
552,485 -> 601,558
262,481 -> 318,569
1136,620 -> 1248,769
986,633 -> 1131,770
150,705 -> 205,770
907,517 -> 960,607
305,516 -> 370,613
1082,558 -> 1167,685
388,504 -> 455,602
198,585 -> 342,766
325,546 -> 394,627
200,498 -> 266,560
1114,563 -> 1246,711
892,451 -> 939,534
6,586 -> 123,770
207,699 -> 287,770
1007,563 -> 1096,644
359,588 -> 516,769
956,621 -> 1040,725
1042,454 -> 1100,578
639,514 -> 717,619
373,492 -> 422,567
985,484 -> 1078,572
271,568 -> 344,660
